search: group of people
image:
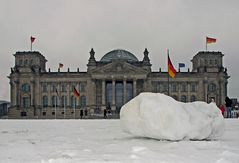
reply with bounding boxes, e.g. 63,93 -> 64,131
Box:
220,96 -> 233,118
80,109 -> 88,119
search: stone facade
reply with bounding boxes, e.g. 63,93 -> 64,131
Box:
8,49 -> 229,119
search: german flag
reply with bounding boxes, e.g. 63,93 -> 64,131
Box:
168,50 -> 176,78
206,37 -> 216,44
73,87 -> 80,98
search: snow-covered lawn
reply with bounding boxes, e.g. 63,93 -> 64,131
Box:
0,119 -> 238,163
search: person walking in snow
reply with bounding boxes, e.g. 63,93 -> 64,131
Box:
103,109 -> 107,119
225,96 -> 232,118
80,109 -> 84,119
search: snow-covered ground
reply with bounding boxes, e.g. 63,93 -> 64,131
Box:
0,119 -> 239,163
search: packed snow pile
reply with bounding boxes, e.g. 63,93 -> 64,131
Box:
120,92 -> 224,140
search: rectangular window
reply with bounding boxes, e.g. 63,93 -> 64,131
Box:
61,84 -> 66,92
51,84 -> 56,92
156,83 -> 160,92
181,84 -> 187,92
171,83 -> 177,92
42,84 -> 47,92
70,85 -> 75,92
162,84 -> 167,92
19,59 -> 23,65
191,83 -> 197,92
151,82 -> 157,93
79,82 -> 86,92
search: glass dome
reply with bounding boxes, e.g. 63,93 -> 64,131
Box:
100,49 -> 138,62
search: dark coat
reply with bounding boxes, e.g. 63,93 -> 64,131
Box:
225,97 -> 232,107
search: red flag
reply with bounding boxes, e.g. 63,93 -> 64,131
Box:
30,36 -> 36,43
73,87 -> 80,98
168,50 -> 176,78
206,37 -> 216,44
59,63 -> 64,68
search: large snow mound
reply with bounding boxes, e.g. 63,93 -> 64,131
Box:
120,92 -> 224,140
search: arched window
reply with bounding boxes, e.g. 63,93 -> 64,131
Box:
80,95 -> 86,107
22,83 -> 30,92
51,96 -> 57,107
71,96 -> 76,108
208,83 -> 216,92
61,96 -> 67,108
191,95 -> 196,102
181,95 -> 187,103
42,96 -> 48,107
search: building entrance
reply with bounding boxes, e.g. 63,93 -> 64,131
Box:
105,81 -> 133,113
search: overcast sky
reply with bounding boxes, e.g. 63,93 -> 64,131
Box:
1,0 -> 239,101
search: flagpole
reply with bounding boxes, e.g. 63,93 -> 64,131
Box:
64,96 -> 66,119
74,98 -> 76,119
30,42 -> 32,51
55,97 -> 56,119
206,37 -> 207,51
168,72 -> 170,96
167,49 -> 170,96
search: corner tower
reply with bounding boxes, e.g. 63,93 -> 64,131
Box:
9,51 -> 47,118
191,51 -> 224,73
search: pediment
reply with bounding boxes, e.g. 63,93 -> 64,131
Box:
90,61 -> 148,75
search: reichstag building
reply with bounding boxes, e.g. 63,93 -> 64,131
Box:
8,48 -> 229,119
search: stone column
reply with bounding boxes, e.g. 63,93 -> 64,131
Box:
112,80 -> 116,111
76,83 -> 79,107
133,79 -> 137,97
10,82 -> 15,106
48,83 -> 51,110
15,81 -> 20,107
102,80 -> 105,109
187,82 -> 190,102
123,79 -> 127,103
219,79 -> 225,105
178,82 -> 181,101
30,80 -> 35,106
66,83 -> 70,107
